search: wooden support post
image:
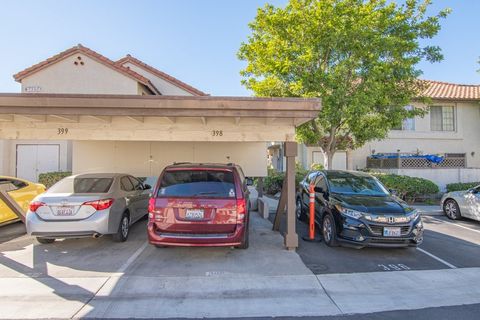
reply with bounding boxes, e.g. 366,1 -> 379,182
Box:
273,177 -> 287,231
257,177 -> 264,198
284,141 -> 298,250
0,183 -> 26,223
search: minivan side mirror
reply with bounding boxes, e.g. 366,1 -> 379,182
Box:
144,184 -> 152,190
245,178 -> 254,186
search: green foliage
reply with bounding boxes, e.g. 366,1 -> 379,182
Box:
310,163 -> 324,171
38,171 -> 72,189
239,0 -> 450,167
446,182 -> 480,193
372,173 -> 439,202
263,164 -> 310,195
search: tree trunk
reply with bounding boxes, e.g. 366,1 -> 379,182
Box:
326,150 -> 335,170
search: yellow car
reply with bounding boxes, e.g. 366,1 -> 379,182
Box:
0,176 -> 46,226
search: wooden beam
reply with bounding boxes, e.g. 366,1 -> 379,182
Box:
163,117 -> 176,124
0,115 -> 13,122
16,115 -> 46,122
49,115 -> 79,122
235,117 -> 241,125
85,115 -> 111,123
201,117 -> 207,125
127,116 -> 144,123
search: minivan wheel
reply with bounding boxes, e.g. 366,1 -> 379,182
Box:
36,237 -> 55,244
322,214 -> 338,247
235,221 -> 250,249
113,213 -> 130,242
443,199 -> 461,220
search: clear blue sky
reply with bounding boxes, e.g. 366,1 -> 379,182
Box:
0,0 -> 478,96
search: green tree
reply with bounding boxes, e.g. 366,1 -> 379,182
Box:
238,0 -> 450,168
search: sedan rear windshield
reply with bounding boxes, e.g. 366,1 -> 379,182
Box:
48,177 -> 113,194
158,170 -> 236,198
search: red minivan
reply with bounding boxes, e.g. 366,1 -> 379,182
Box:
147,163 -> 251,249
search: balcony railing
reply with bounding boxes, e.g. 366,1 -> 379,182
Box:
367,153 -> 466,169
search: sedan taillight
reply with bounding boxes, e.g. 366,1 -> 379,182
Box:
29,201 -> 46,212
83,199 -> 114,211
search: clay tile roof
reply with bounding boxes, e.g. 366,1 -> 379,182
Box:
13,44 -> 161,95
116,54 -> 208,96
421,80 -> 480,100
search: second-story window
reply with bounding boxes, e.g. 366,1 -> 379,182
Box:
393,105 -> 415,131
430,106 -> 455,131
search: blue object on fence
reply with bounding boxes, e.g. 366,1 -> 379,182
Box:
371,154 -> 444,164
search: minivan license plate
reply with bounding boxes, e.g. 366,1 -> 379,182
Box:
185,209 -> 204,220
383,227 -> 401,237
55,207 -> 74,216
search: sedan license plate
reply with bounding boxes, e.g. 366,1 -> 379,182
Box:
383,227 -> 401,237
185,209 -> 204,220
55,207 -> 75,216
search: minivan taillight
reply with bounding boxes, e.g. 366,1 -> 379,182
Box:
29,201 -> 46,212
236,199 -> 246,224
148,198 -> 155,220
83,199 -> 114,211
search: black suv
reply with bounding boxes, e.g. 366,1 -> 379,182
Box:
297,170 -> 424,248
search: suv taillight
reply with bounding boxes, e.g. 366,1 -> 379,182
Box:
29,201 -> 46,212
236,199 -> 246,224
82,199 -> 114,211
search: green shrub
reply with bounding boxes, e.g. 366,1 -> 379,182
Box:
372,173 -> 439,202
310,163 -> 324,171
38,171 -> 72,189
263,163 -> 310,195
446,182 -> 480,192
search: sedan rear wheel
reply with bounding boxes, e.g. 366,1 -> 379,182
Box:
36,237 -> 55,244
113,213 -> 130,242
443,199 -> 461,220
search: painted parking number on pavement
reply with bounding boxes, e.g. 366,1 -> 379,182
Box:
378,264 -> 411,271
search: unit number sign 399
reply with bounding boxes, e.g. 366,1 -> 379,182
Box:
57,128 -> 69,135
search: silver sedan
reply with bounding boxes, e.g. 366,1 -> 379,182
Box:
441,185 -> 480,222
26,173 -> 152,244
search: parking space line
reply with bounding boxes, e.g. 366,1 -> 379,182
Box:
429,216 -> 480,234
117,241 -> 149,273
416,247 -> 457,269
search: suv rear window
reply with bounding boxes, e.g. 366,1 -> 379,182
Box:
48,177 -> 113,194
158,170 -> 236,198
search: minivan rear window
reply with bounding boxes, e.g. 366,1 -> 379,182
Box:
48,177 -> 113,194
158,170 -> 236,198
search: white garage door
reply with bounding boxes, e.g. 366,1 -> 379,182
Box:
16,144 -> 60,182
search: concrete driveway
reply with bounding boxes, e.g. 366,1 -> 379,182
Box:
1,211 -> 480,319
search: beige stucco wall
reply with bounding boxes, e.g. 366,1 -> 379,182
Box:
20,54 -> 140,94
348,101 -> 480,170
72,141 -> 268,177
122,61 -> 194,96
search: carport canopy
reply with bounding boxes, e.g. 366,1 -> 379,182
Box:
0,93 -> 319,142
0,93 -> 321,250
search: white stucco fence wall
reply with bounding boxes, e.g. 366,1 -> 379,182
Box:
376,168 -> 480,192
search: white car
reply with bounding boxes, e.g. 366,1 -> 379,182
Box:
441,185 -> 480,222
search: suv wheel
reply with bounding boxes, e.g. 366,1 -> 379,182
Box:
443,199 -> 461,220
296,198 -> 306,222
36,237 -> 55,244
322,214 -> 338,247
113,212 -> 130,242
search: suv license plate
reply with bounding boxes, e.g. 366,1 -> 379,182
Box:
383,227 -> 401,237
185,209 -> 204,220
55,207 -> 75,216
